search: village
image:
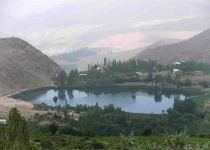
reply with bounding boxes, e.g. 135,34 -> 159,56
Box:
74,60 -> 208,91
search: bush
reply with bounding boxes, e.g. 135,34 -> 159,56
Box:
83,129 -> 95,137
200,81 -> 209,88
142,128 -> 152,136
90,140 -> 105,149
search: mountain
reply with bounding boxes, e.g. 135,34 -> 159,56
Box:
51,47 -> 97,62
0,37 -> 62,96
134,28 -> 210,63
51,47 -> 144,71
1,1 -> 209,55
146,38 -> 183,50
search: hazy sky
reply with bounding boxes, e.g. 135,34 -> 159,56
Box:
1,0 -> 209,18
0,0 -> 210,54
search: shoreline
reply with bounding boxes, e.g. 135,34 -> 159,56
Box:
0,84 -> 206,117
9,84 -> 204,99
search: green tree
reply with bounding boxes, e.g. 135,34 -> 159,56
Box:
104,57 -> 107,67
48,122 -> 59,135
145,72 -> 153,82
174,73 -> 181,87
6,107 -> 30,150
67,69 -> 79,84
166,74 -> 173,83
173,99 -> 196,114
57,71 -> 67,85
183,78 -> 192,87
0,124 -> 6,150
154,75 -> 164,84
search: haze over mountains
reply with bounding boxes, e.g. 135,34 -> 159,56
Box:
134,28 -> 210,63
0,0 -> 209,55
50,38 -> 183,71
0,37 -> 62,96
0,0 -> 210,86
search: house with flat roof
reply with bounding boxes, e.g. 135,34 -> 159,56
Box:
0,119 -> 6,124
173,62 -> 181,65
194,71 -> 204,75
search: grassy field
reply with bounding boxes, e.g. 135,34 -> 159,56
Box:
30,133 -> 210,150
183,74 -> 210,83
191,93 -> 210,108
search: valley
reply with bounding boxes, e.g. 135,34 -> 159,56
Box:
1,1 -> 210,149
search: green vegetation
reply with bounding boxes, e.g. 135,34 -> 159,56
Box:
169,61 -> 210,73
3,119 -> 210,150
26,132 -> 210,150
0,108 -> 39,150
54,59 -> 210,93
3,91 -> 210,149
48,122 -> 59,135
27,98 -> 204,136
6,60 -> 210,149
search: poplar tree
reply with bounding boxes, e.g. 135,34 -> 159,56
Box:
6,107 -> 30,150
0,124 -> 6,150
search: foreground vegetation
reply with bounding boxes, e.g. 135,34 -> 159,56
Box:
28,132 -> 210,150
2,108 -> 210,150
3,90 -> 210,149
4,60 -> 210,149
27,97 -> 204,136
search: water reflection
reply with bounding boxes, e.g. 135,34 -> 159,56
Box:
16,87 -> 195,114
67,89 -> 74,99
58,89 -> 66,100
154,91 -> 162,102
131,95 -> 136,100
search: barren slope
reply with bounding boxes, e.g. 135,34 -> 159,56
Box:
0,37 -> 62,96
134,28 -> 210,64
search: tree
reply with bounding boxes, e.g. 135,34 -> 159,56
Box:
183,79 -> 192,87
200,81 -> 209,88
48,122 -> 59,135
53,96 -> 58,106
67,69 -> 79,84
104,58 -> 107,67
6,107 -> 30,150
154,75 -> 164,84
174,73 -> 181,87
145,72 -> 153,82
166,74 -> 173,83
173,99 -> 196,114
56,71 -> 67,85
62,107 -> 69,120
0,124 -> 6,149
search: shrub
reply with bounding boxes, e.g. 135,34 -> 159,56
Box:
90,140 -> 105,149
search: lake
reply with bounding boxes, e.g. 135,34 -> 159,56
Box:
14,87 -> 193,114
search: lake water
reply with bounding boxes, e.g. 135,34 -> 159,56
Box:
15,87 -> 193,114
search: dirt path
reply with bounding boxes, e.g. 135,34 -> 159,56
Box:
0,93 -> 33,118
0,88 -> 80,121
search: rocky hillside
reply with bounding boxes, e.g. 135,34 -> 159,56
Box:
0,37 -> 62,96
134,28 -> 210,64
146,38 -> 183,50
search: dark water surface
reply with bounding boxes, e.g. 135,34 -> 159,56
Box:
16,87 -> 193,114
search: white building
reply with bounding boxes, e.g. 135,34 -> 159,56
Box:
173,62 -> 181,65
135,72 -> 142,76
173,69 -> 181,75
0,119 -> 6,124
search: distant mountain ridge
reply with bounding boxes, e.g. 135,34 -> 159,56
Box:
51,47 -> 97,62
134,28 -> 210,63
0,37 -> 62,96
146,38 -> 183,50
